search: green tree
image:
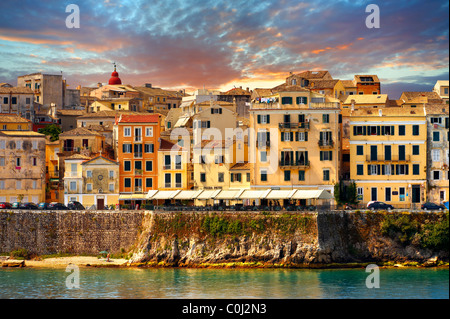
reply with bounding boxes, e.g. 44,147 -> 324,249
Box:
38,124 -> 62,141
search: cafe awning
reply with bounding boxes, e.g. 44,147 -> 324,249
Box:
174,190 -> 203,200
239,189 -> 271,199
151,190 -> 181,200
214,189 -> 245,200
131,194 -> 147,200
196,189 -> 221,200
146,190 -> 159,199
265,190 -> 297,200
291,190 -> 333,200
119,194 -> 133,200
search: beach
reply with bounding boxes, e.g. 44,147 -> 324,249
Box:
2,256 -> 128,268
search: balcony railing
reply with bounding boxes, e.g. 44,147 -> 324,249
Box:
134,152 -> 143,158
318,140 -> 334,148
165,183 -> 171,188
366,155 -> 411,162
134,136 -> 142,142
134,169 -> 143,176
175,183 -> 182,188
257,140 -> 270,148
278,122 -> 310,130
164,164 -> 171,170
279,160 -> 310,168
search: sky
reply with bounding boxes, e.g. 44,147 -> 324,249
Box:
0,0 -> 448,99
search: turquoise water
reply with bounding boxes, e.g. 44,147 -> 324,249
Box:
0,267 -> 448,299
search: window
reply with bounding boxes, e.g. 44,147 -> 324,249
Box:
3,97 -> 8,104
144,143 -> 154,153
432,149 -> 440,162
70,181 -> 77,191
134,144 -> 143,157
298,170 -> 305,181
124,127 -> 131,137
323,169 -> 330,181
146,161 -> 153,171
281,97 -> 293,105
164,155 -> 171,169
413,164 -> 420,175
357,187 -> 363,201
412,145 -> 420,155
122,144 -> 132,153
109,183 -> 114,192
433,132 -> 440,142
356,146 -> 364,156
282,132 -> 293,142
32,157 -> 37,166
215,155 -> 224,164
247,173 -> 250,182
146,178 -> 153,188
16,157 -> 21,167
433,171 -> 440,180
0,181 -> 4,189
260,151 -> 267,162
135,161 -> 142,171
200,173 -> 206,182
32,141 -> 38,150
357,164 -> 364,175
399,125 -> 406,136
296,132 -> 307,141
430,117 -> 442,124
109,171 -> 114,178
134,127 -> 142,142
284,170 -> 291,181
399,187 -> 406,201
260,170 -> 268,182
16,180 -> 21,189
0,140 -> 4,149
16,141 -> 22,150
322,114 -> 329,124
87,183 -> 92,192
145,127 -> 153,137
87,170 -> 93,178
0,157 -> 4,166
124,161 -> 131,171
368,164 -> 378,175
384,164 -> 392,176
320,151 -> 333,161
396,164 -> 408,175
257,115 -> 270,124
175,173 -> 182,188
135,178 -> 142,191
296,96 -> 307,105
218,173 -> 224,183
124,178 -> 131,188
412,125 -> 419,136
385,187 -> 391,202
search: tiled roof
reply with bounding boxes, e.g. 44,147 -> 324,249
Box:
0,114 -> 31,123
116,114 -> 160,124
0,87 -> 34,94
56,109 -> 87,116
59,127 -> 102,137
272,83 -> 310,93
159,138 -> 183,151
426,104 -> 449,115
402,91 -> 443,102
193,139 -> 234,149
221,87 -> 251,96
81,155 -> 118,165
341,80 -> 356,88
351,106 -> 425,117
252,88 -> 273,98
0,130 -> 44,137
77,110 -> 140,119
295,70 -> 331,79
308,80 -> 339,89
343,94 -> 388,105
354,75 -> 380,82
65,154 -> 91,161
230,162 -> 251,170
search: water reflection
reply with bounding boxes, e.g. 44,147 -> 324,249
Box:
0,267 -> 448,299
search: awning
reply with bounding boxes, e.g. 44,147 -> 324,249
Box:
265,190 -> 297,200
131,194 -> 147,200
174,116 -> 190,128
239,189 -> 271,199
196,189 -> 221,200
180,101 -> 193,109
119,194 -> 133,200
214,189 -> 245,200
146,190 -> 159,199
174,190 -> 203,200
291,190 -> 334,200
151,190 -> 181,200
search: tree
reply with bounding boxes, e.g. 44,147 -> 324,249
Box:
334,180 -> 359,205
38,124 -> 61,141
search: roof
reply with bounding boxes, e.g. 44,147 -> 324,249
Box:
133,86 -> 184,98
252,88 -> 273,98
387,99 -> 403,107
401,91 -> 443,103
230,162 -> 251,170
350,106 -> 426,117
343,94 -> 388,105
65,154 -> 91,161
295,70 -> 331,80
0,130 -> 44,137
271,83 -> 310,93
80,155 -> 118,165
118,114 -> 160,124
56,109 -> 86,116
59,127 -> 102,137
221,87 -> 251,96
77,110 -> 140,119
435,80 -> 449,87
159,138 -> 183,151
194,139 -> 234,149
341,80 -> 356,88
354,75 -> 380,83
0,114 -> 31,123
0,87 -> 34,94
308,80 -> 339,90
426,104 -> 449,115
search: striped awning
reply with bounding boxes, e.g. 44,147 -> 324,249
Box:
265,190 -> 297,200
131,194 -> 147,200
119,194 -> 133,200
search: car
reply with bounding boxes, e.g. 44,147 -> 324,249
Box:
421,202 -> 446,211
0,202 -> 12,209
47,202 -> 68,210
19,202 -> 39,210
11,202 -> 20,209
67,201 -> 85,210
38,202 -> 50,210
368,201 -> 394,211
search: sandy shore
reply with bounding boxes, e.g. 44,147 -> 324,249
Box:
22,256 -> 129,268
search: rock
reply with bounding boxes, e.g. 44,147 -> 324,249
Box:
424,256 -> 439,267
2,259 -> 25,267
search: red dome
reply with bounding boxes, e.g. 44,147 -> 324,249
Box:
108,69 -> 122,85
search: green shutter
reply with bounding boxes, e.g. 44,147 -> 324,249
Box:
257,115 -> 261,124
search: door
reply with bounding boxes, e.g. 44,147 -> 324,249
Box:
371,145 -> 378,161
385,145 -> 391,161
385,187 -> 391,202
411,185 -> 420,203
97,198 -> 105,210
399,145 -> 405,161
371,187 -> 377,201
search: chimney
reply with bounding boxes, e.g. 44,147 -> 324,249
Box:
145,83 -> 152,88
246,87 -> 250,92
97,82 -> 102,88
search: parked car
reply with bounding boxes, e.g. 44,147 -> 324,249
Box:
368,201 -> 394,211
67,201 -> 85,210
0,202 -> 12,209
38,202 -> 50,210
48,202 -> 68,210
421,202 -> 446,211
11,202 -> 20,209
19,202 -> 39,210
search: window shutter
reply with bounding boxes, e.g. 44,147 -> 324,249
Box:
382,165 -> 385,175
230,174 -> 234,182
290,132 -> 294,141
266,115 -> 270,123
207,121 -> 211,128
363,126 -> 367,135
281,133 -> 285,142
368,165 -> 371,175
305,151 -> 308,164
320,151 -> 323,161
122,144 -> 126,153
377,165 -> 381,175
405,165 -> 409,175
219,108 -> 222,114
305,132 -> 308,141
391,126 -> 395,135
295,132 -> 299,141
377,126 -> 381,135
353,126 -> 357,136
211,108 -> 214,114
329,151 -> 333,159
257,115 -> 261,124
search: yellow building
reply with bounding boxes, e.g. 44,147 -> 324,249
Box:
90,98 -> 142,113
157,139 -> 190,191
45,136 -> 61,202
433,80 -> 449,103
0,113 -> 32,131
250,87 -> 341,199
0,130 -> 46,204
349,106 -> 428,206
63,154 -> 90,205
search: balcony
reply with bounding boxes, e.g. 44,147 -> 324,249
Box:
134,152 -> 143,158
278,122 -> 310,131
366,155 -> 411,162
257,140 -> 271,148
279,160 -> 310,169
134,136 -> 142,142
164,164 -> 171,170
134,169 -> 143,176
318,140 -> 334,148
175,183 -> 182,188
165,183 -> 171,188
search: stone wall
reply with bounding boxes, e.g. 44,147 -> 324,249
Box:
0,210 -> 145,255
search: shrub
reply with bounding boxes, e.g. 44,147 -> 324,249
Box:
420,214 -> 449,251
380,214 -> 419,245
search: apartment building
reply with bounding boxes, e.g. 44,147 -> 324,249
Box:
0,87 -> 35,121
157,138 -> 189,191
433,80 -> 449,103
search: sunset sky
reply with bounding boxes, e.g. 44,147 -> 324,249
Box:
0,0 -> 448,99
